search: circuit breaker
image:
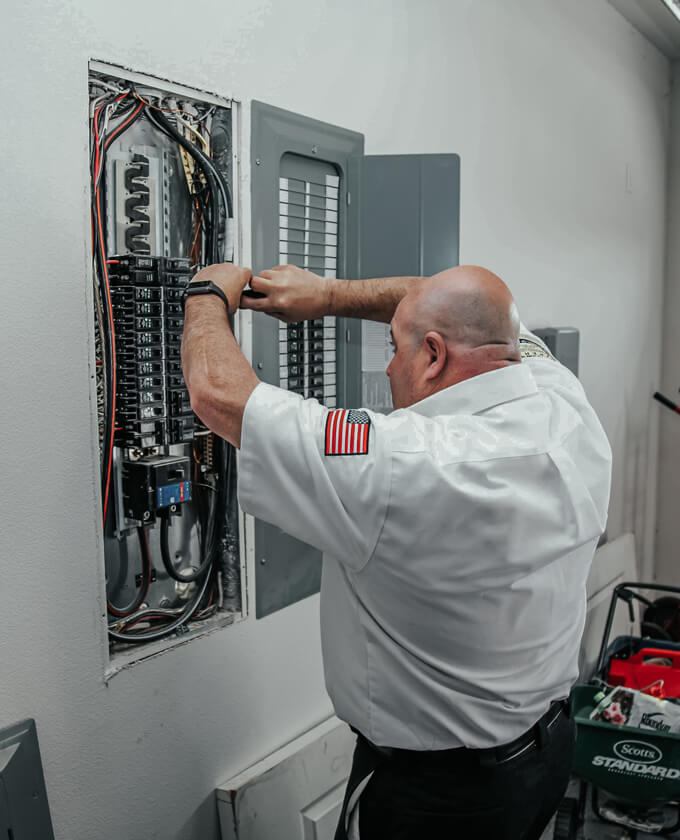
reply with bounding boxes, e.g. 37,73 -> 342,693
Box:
89,63 -> 242,650
251,101 -> 460,617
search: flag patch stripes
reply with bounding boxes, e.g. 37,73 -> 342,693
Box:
325,409 -> 371,456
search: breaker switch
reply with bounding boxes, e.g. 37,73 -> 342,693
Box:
123,455 -> 192,524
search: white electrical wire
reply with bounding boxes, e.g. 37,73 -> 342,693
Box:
176,115 -> 209,151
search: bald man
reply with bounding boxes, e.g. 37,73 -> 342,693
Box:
182,263 -> 612,840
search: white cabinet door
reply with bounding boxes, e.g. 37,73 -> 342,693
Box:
217,719 -> 354,840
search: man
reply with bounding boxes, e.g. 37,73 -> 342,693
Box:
182,263 -> 612,840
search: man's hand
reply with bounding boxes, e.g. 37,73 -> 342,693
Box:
239,265 -> 332,323
190,263 -> 252,314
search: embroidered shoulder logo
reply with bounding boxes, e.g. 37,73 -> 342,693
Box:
519,335 -> 555,362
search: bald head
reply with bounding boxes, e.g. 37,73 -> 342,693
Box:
406,266 -> 520,350
387,266 -> 521,407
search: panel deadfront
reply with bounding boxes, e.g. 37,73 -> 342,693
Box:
347,153 -> 461,413
251,101 -> 364,618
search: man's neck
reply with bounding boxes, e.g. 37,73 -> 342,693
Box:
442,343 -> 521,389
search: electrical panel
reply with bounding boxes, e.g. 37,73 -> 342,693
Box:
250,102 -> 460,617
89,63 -> 242,651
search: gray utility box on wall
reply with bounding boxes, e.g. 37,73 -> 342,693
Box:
251,101 -> 460,618
534,327 -> 580,377
0,719 -> 54,840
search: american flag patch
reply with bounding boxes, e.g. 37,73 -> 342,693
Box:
325,409 -> 371,456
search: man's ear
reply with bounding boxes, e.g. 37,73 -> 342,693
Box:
423,331 -> 447,380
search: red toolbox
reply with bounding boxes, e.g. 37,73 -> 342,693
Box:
608,647 -> 680,697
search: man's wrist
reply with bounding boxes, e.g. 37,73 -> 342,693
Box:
184,279 -> 230,313
184,293 -> 231,320
327,277 -> 346,316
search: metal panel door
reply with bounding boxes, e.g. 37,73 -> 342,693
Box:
250,101 -> 364,618
346,153 -> 461,411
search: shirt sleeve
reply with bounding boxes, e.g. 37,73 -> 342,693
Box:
237,382 -> 392,572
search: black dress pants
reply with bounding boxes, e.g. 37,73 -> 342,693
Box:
335,703 -> 574,840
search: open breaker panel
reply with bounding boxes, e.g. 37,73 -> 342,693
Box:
89,63 -> 243,652
89,63 -> 460,643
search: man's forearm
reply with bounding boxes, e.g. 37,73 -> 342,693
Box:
181,296 -> 259,447
244,267 -> 422,323
328,276 -> 421,323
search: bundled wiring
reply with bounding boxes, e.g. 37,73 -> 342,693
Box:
91,94 -> 144,528
143,105 -> 221,263
142,104 -> 233,261
216,438 -> 242,611
107,562 -> 212,644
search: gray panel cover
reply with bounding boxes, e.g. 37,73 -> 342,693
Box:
347,154 -> 460,278
346,154 -> 461,409
251,101 -> 364,618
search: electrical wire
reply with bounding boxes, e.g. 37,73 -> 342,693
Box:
143,105 -> 222,263
92,96 -> 144,527
143,105 -> 233,261
159,510 -> 213,583
107,528 -> 152,617
176,114 -> 209,151
107,563 -> 212,644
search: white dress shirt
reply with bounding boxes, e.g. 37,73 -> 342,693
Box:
238,328 -> 612,750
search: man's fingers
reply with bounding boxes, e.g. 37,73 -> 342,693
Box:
239,293 -> 267,310
250,274 -> 274,292
258,265 -> 290,278
238,295 -> 292,323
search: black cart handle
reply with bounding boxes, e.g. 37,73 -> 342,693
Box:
594,581 -> 680,677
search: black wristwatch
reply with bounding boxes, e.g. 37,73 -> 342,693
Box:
183,279 -> 229,312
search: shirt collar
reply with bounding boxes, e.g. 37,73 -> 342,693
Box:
408,363 -> 538,418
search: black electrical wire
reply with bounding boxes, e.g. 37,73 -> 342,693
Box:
143,105 -> 223,263
143,104 -> 233,262
107,527 -> 152,617
159,509 -> 213,583
107,561 -> 212,644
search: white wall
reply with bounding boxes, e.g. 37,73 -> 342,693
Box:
0,2 -> 670,838
657,61 -> 680,584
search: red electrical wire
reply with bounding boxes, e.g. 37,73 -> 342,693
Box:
92,94 -> 143,526
95,181 -> 116,527
104,102 -> 143,152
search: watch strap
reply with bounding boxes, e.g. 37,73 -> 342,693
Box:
183,280 -> 229,312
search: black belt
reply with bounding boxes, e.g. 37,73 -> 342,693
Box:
359,698 -> 570,769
